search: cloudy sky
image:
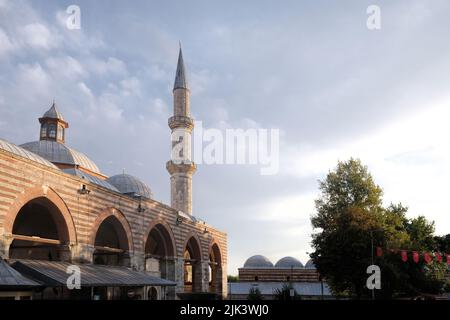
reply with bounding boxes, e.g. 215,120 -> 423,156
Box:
1,0 -> 449,274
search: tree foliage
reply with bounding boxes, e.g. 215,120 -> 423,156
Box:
310,158 -> 448,299
247,287 -> 263,300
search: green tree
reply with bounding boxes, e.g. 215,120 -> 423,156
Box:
273,283 -> 298,300
311,158 -> 447,298
247,287 -> 263,300
311,158 -> 385,298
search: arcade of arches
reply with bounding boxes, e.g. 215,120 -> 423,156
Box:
0,192 -> 226,299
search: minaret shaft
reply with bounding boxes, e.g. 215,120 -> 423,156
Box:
167,47 -> 196,215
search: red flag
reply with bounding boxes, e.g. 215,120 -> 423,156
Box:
424,252 -> 432,264
376,247 -> 383,257
401,250 -> 408,262
413,251 -> 419,263
435,252 -> 442,263
446,254 -> 450,265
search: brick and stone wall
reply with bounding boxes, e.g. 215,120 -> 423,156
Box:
0,148 -> 227,298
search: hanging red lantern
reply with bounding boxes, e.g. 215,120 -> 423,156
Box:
376,247 -> 383,257
423,252 -> 432,264
435,252 -> 442,263
446,254 -> 450,265
412,251 -> 419,263
401,250 -> 408,262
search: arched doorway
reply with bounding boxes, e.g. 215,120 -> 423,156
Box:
148,287 -> 158,300
184,235 -> 202,293
92,215 -> 131,267
209,242 -> 223,295
144,223 -> 176,281
9,197 -> 72,261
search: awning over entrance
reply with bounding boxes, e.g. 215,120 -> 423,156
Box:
0,259 -> 41,290
11,260 -> 177,287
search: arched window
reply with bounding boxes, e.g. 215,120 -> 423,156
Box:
48,124 -> 56,139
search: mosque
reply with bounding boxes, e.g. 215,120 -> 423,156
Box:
0,48 -> 227,300
228,255 -> 332,300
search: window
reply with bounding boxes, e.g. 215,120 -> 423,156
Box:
57,125 -> 64,140
48,124 -> 56,138
40,124 -> 47,138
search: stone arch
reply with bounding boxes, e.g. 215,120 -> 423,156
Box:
183,232 -> 203,293
208,239 -> 223,295
182,231 -> 203,259
143,219 -> 176,257
3,185 -> 77,244
89,207 -> 134,252
144,219 -> 177,289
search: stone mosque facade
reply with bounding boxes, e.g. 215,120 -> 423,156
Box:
0,48 -> 227,299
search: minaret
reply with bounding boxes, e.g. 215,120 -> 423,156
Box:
166,46 -> 196,215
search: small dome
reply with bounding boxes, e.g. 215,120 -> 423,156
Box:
107,173 -> 153,199
243,255 -> 273,268
275,256 -> 303,268
0,138 -> 59,170
20,140 -> 101,174
305,259 -> 316,269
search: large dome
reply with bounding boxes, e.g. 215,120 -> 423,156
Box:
0,138 -> 59,170
107,173 -> 153,199
275,256 -> 303,268
305,259 -> 316,269
20,140 -> 100,174
243,255 -> 273,268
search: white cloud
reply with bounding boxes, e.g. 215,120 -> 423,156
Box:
45,56 -> 86,80
18,23 -> 59,50
0,28 -> 15,58
87,57 -> 128,76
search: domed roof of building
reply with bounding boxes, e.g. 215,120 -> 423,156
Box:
305,259 -> 316,269
41,101 -> 65,122
275,256 -> 304,268
106,173 -> 153,199
0,138 -> 59,170
20,140 -> 100,174
243,255 -> 274,268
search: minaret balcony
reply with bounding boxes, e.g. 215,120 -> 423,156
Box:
168,116 -> 194,131
166,160 -> 197,175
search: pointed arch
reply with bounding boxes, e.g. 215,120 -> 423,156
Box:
143,219 -> 176,257
89,207 -> 133,252
3,185 -> 77,244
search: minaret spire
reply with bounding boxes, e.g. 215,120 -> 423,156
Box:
167,45 -> 196,215
173,45 -> 188,90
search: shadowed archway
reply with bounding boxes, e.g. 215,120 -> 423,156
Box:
8,196 -> 73,261
183,234 -> 202,293
209,241 -> 223,295
90,208 -> 133,267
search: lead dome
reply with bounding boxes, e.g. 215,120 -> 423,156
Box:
107,173 -> 153,200
275,256 -> 303,268
243,255 -> 274,268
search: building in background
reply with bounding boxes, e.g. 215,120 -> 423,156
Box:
0,47 -> 227,300
228,255 -> 332,300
